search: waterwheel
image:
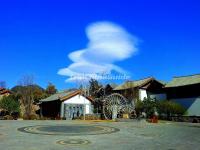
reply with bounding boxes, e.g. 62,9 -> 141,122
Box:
103,93 -> 128,120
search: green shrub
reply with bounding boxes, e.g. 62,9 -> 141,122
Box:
0,95 -> 20,114
157,100 -> 186,118
142,98 -> 158,118
158,100 -> 186,115
135,98 -> 158,118
169,101 -> 186,115
135,98 -> 186,119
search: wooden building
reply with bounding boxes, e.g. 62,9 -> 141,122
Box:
39,90 -> 94,119
0,88 -> 11,100
165,74 -> 200,116
113,77 -> 166,102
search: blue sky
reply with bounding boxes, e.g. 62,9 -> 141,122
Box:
0,0 -> 200,90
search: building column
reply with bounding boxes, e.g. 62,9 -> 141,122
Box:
40,104 -> 43,117
60,102 -> 64,118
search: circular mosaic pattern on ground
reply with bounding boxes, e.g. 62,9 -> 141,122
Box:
56,139 -> 91,146
17,125 -> 120,136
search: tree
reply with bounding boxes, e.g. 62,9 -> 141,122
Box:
89,79 -> 102,98
33,85 -> 46,103
17,75 -> 35,119
11,84 -> 45,103
141,97 -> 157,118
45,82 -> 57,95
0,95 -> 20,114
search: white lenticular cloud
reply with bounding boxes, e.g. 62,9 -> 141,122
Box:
58,21 -> 138,82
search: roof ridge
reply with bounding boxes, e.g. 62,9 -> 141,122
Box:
173,73 -> 200,78
165,73 -> 200,88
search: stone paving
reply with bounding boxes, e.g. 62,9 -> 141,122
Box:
0,120 -> 200,150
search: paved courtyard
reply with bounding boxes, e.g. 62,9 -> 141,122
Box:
0,120 -> 199,150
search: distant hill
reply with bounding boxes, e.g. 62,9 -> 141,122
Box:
11,85 -> 45,94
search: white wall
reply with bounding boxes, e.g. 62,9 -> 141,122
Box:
171,97 -> 200,116
139,89 -> 167,101
60,94 -> 93,117
139,89 -> 147,101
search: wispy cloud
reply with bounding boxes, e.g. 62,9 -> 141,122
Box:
58,21 -> 138,82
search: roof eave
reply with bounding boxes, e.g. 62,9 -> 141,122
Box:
165,82 -> 200,88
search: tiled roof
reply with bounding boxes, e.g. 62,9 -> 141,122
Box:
40,90 -> 78,102
165,74 -> 200,88
0,88 -> 11,95
114,77 -> 154,90
40,90 -> 93,103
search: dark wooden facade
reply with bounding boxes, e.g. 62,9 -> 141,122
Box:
40,100 -> 61,118
115,79 -> 165,101
165,83 -> 200,99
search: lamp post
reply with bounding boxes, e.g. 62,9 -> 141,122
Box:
83,93 -> 86,120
